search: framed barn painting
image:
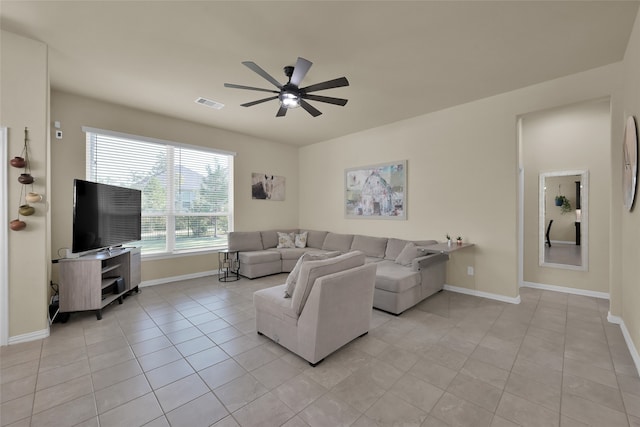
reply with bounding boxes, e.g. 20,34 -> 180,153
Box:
345,160 -> 406,219
252,173 -> 285,201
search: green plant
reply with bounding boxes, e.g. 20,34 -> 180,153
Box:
456,236 -> 462,241
555,195 -> 566,205
446,234 -> 451,241
560,197 -> 572,214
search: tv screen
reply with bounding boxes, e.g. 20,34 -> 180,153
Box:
72,179 -> 142,254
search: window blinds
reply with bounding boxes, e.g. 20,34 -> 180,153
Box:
83,127 -> 234,255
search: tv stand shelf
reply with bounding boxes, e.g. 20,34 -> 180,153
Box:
101,264 -> 120,275
59,247 -> 141,320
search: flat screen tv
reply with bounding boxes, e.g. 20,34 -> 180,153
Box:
72,179 -> 142,254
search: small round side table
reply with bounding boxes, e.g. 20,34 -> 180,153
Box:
218,249 -> 240,282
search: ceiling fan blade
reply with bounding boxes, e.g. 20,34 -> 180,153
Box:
242,61 -> 283,89
302,77 -> 349,93
276,106 -> 288,117
290,57 -> 312,87
224,83 -> 279,94
302,94 -> 348,106
300,100 -> 322,117
241,96 -> 279,107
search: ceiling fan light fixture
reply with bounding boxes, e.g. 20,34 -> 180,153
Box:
279,91 -> 300,108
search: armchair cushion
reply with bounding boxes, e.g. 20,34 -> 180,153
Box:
291,251 -> 365,315
253,284 -> 298,327
284,251 -> 340,298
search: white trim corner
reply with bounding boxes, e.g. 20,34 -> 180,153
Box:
607,312 -> 640,377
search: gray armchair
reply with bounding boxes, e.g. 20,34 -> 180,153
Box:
253,251 -> 377,366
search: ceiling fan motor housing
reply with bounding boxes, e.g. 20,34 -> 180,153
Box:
283,66 -> 295,79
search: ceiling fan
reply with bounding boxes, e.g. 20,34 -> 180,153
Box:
224,57 -> 349,117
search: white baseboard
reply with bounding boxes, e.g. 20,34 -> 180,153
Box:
444,284 -> 521,304
549,240 -> 574,245
521,281 -> 609,300
8,327 -> 49,345
140,270 -> 218,288
607,312 -> 640,377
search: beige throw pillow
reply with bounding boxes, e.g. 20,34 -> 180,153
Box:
277,232 -> 295,248
395,242 -> 420,266
294,231 -> 308,248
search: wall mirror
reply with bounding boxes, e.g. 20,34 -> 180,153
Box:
539,170 -> 588,270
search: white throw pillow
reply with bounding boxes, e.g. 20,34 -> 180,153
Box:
277,232 -> 295,248
294,231 -> 308,248
395,242 -> 420,266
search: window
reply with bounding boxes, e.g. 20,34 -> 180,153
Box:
83,127 -> 234,256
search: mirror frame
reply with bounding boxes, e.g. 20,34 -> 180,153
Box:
539,170 -> 589,271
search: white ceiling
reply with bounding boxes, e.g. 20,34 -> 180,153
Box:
1,1 -> 638,146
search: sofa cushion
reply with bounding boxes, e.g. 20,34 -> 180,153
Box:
239,250 -> 281,265
322,232 -> 354,253
395,242 -> 421,266
294,231 -> 308,248
284,251 -> 339,298
261,229 -> 298,249
351,235 -> 388,258
291,251 -> 366,315
374,260 -> 421,293
384,238 -> 410,260
229,231 -> 263,252
270,248 -> 310,260
302,230 -> 329,249
277,232 -> 296,248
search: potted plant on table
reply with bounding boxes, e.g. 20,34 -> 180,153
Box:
456,236 -> 463,246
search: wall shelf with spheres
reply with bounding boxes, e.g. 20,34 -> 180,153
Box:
9,127 -> 42,231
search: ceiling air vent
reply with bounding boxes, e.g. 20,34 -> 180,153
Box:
195,97 -> 224,110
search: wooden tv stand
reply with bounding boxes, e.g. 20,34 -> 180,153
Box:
59,247 -> 141,320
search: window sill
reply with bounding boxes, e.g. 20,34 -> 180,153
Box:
142,248 -> 228,261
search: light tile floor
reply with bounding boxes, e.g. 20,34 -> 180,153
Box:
1,274 -> 639,427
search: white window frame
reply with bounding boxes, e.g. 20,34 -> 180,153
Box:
83,126 -> 235,259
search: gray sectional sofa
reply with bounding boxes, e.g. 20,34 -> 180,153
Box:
228,230 -> 448,314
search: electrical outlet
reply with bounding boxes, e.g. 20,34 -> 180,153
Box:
467,266 -> 474,276
55,130 -> 63,139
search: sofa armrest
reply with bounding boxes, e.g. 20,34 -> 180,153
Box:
411,252 -> 449,272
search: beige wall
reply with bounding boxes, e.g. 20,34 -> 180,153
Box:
50,91 -> 299,283
299,64 -> 622,300
521,99 -> 611,292
618,7 -> 640,367
1,31 -> 50,338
